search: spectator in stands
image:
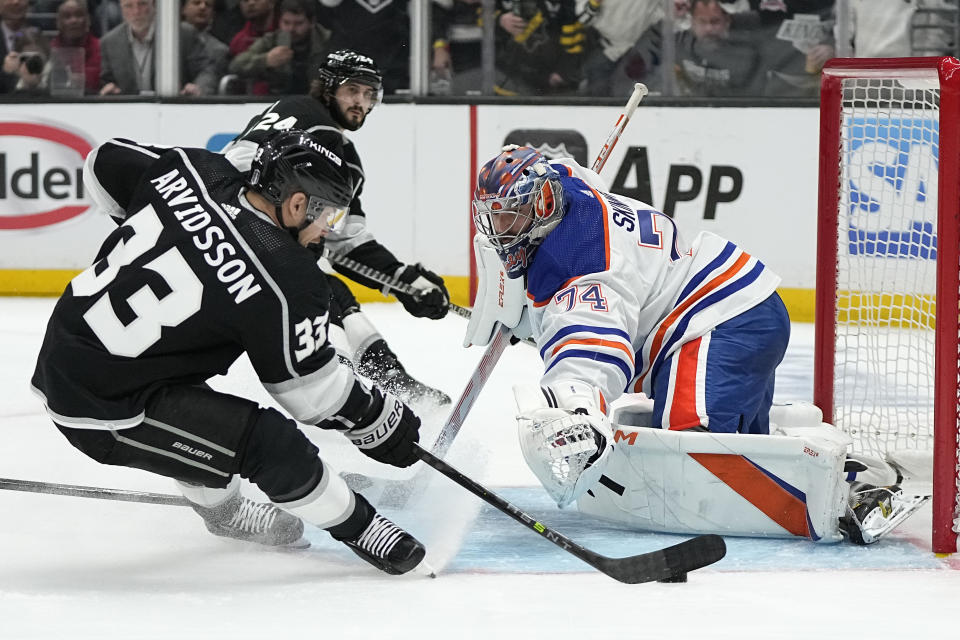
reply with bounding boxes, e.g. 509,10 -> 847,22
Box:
578,0 -> 663,97
493,0 -> 584,96
99,0 -> 218,96
841,0 -> 954,58
315,0 -> 410,94
229,0 -> 329,95
430,0 -> 482,95
182,0 -> 229,79
229,0 -> 277,58
209,0 -> 246,46
5,26 -> 48,95
90,0 -> 123,38
1,0 -> 42,93
673,0 -> 760,96
736,0 -> 834,97
50,0 -> 101,94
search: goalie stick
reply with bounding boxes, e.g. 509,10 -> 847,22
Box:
591,83 -> 648,173
357,322 -> 514,508
415,445 -> 726,584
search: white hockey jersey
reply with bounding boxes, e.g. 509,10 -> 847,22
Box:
530,160 -> 780,406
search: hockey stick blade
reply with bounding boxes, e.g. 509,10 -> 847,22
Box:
0,476 -> 191,506
416,446 -> 726,583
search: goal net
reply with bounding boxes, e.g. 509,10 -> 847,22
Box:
814,57 -> 960,553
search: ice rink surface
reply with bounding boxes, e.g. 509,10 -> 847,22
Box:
1,298 -> 957,640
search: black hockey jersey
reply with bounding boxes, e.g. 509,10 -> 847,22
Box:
222,96 -> 405,289
31,140 -> 358,429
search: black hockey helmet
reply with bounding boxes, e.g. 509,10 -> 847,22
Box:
247,129 -> 354,234
316,49 -> 383,107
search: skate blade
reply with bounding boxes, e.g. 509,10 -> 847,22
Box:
270,537 -> 312,552
413,558 -> 437,579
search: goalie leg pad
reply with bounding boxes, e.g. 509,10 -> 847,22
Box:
578,424 -> 848,542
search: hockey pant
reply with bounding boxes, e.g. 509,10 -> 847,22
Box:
56,384 -> 326,504
650,292 -> 790,434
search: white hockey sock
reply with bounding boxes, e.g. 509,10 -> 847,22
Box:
343,312 -> 382,363
176,475 -> 240,508
279,464 -> 356,529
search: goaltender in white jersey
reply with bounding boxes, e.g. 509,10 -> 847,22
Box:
466,145 -> 924,545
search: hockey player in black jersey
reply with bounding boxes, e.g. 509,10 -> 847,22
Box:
222,49 -> 452,410
31,130 -> 428,576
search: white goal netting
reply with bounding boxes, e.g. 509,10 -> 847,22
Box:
833,76 -> 944,461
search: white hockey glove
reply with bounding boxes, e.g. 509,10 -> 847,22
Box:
514,380 -> 613,508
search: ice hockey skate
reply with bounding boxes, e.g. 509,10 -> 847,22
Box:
334,511 -> 428,575
839,482 -> 930,545
191,493 -> 308,548
357,339 -> 451,408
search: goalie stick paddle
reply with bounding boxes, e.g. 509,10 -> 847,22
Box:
415,446 -> 726,584
0,477 -> 191,506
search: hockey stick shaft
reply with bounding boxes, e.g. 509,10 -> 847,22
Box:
0,477 -> 191,506
324,250 -> 473,320
427,322 -> 511,458
376,322 -> 512,507
591,83 -> 648,174
415,445 -> 726,584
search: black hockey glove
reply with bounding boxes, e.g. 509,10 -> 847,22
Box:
394,263 -> 449,320
343,387 -> 422,468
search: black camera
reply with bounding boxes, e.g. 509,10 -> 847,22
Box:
19,53 -> 44,76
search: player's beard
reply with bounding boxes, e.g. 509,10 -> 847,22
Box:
330,98 -> 367,131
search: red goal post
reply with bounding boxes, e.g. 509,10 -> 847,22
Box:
814,57 -> 960,554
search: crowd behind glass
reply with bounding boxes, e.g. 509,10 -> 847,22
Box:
1,0 -> 958,101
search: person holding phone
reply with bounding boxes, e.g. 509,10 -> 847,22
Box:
228,0 -> 330,96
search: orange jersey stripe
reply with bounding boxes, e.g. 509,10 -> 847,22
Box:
636,251 -> 752,389
667,337 -> 703,430
550,337 -> 635,365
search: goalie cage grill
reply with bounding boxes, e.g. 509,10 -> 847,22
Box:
814,57 -> 960,554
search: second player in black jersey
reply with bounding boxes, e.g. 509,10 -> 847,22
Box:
222,49 -> 453,409
32,130 -> 429,576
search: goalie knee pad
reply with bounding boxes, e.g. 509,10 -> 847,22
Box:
239,407 -> 324,503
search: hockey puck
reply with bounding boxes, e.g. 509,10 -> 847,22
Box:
657,572 -> 688,583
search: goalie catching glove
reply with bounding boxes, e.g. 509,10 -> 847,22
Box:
391,263 -> 449,320
514,379 -> 614,508
317,384 -> 421,467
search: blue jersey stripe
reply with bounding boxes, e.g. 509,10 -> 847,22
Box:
544,349 -> 633,384
675,241 -> 736,305
539,324 -> 633,359
649,260 -> 765,383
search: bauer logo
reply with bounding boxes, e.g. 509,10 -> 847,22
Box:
0,121 -> 93,230
845,116 -> 938,259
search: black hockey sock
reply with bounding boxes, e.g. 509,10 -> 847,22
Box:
326,492 -> 375,541
357,338 -> 404,381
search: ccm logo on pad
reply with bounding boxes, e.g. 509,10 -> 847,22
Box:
0,121 -> 93,229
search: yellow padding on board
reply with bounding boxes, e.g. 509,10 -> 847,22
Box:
0,270 -> 475,308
